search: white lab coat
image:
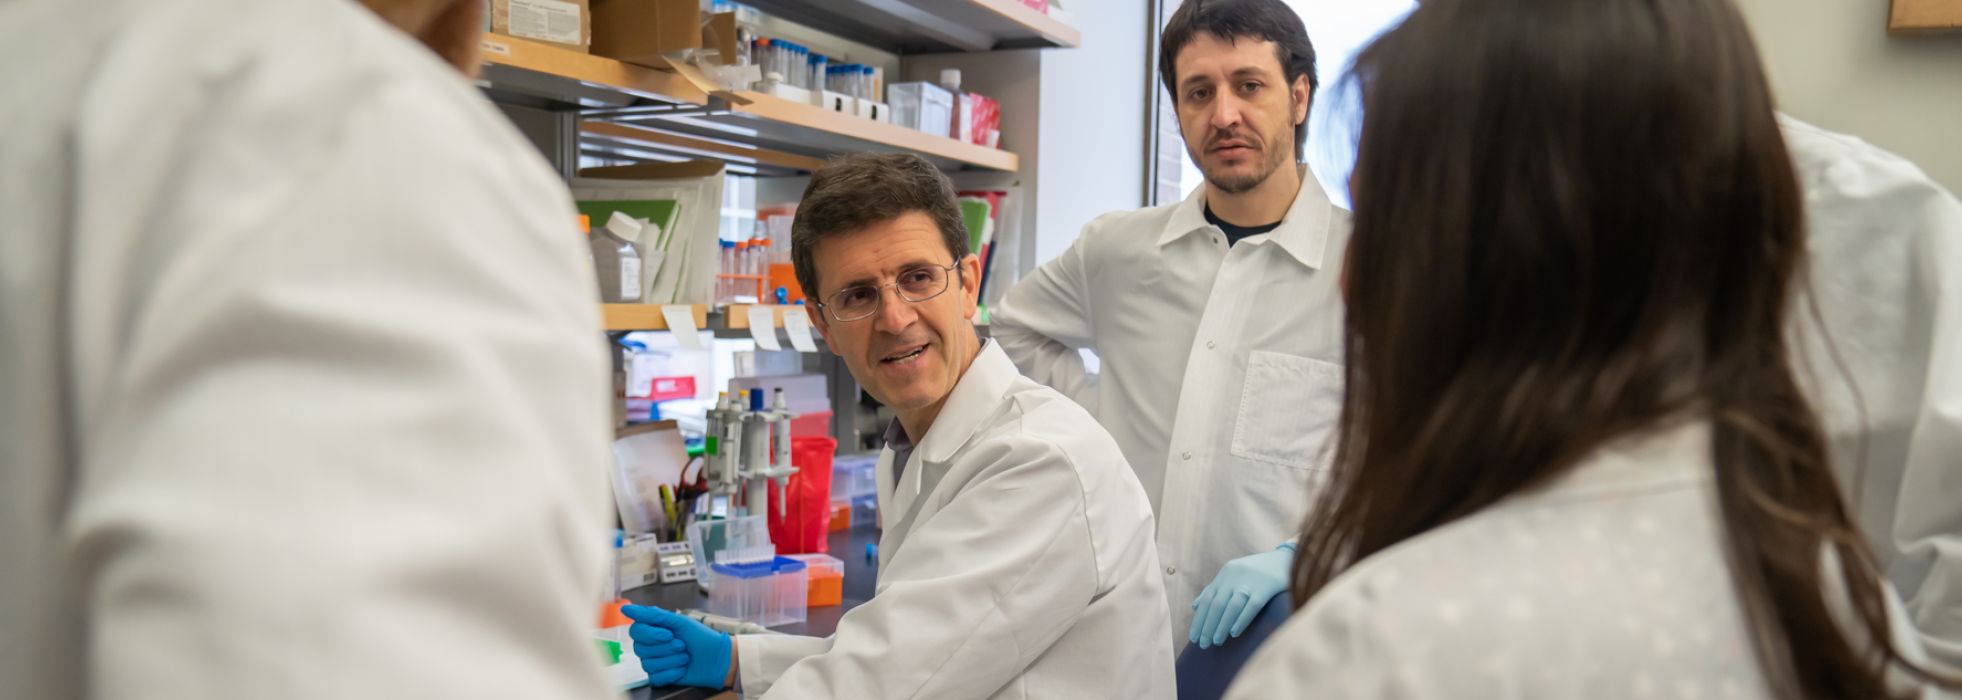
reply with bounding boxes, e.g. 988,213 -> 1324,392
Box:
991,171 -> 1350,641
1223,422 -> 1942,699
1,0 -> 614,698
734,342 -> 1175,699
1781,115 -> 1962,673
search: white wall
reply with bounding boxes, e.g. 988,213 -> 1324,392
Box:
1031,0 -> 1152,266
909,0 -> 1151,283
1736,0 -> 1962,192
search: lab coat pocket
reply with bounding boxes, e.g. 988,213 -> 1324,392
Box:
1230,351 -> 1343,470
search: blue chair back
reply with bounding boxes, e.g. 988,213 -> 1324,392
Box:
1174,595 -> 1294,700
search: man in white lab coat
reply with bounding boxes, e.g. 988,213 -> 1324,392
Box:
992,0 -> 1348,650
1781,115 -> 1962,672
1,0 -> 613,698
622,154 -> 1174,698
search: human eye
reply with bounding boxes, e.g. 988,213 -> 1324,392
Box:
836,286 -> 877,309
899,268 -> 940,293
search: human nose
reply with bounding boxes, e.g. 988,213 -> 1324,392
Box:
1209,93 -> 1245,132
871,284 -> 918,334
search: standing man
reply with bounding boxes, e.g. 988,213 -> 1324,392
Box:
2,0 -> 613,697
993,0 -> 1345,650
623,154 -> 1173,698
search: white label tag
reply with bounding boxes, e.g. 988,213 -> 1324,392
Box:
627,352 -> 659,398
508,0 -> 582,45
784,311 -> 819,352
747,307 -> 782,351
618,258 -> 642,301
480,39 -> 512,57
661,306 -> 703,351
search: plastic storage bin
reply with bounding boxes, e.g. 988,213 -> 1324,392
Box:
688,515 -> 771,590
831,453 -> 879,530
708,556 -> 809,628
785,553 -> 844,607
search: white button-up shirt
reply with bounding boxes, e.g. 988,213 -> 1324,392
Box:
992,172 -> 1351,641
1780,116 -> 1962,672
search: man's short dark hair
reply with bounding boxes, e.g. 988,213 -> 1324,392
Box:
1159,0 -> 1319,160
791,153 -> 970,301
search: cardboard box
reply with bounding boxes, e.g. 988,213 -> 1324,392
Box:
491,0 -> 591,53
592,0 -> 703,68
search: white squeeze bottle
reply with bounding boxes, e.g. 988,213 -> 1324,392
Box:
592,211 -> 644,303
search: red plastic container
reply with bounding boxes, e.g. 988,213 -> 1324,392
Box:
768,436 -> 837,554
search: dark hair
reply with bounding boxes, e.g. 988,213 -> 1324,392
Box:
1158,0 -> 1318,160
1292,0 -> 1956,697
791,153 -> 970,301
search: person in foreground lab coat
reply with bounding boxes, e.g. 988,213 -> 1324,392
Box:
992,0 -> 1348,651
1225,0 -> 1959,697
0,0 -> 614,697
620,154 -> 1174,699
1780,114 -> 1962,674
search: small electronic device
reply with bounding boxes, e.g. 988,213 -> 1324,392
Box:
656,541 -> 697,584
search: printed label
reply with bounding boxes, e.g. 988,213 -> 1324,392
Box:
619,258 -> 642,301
508,0 -> 582,45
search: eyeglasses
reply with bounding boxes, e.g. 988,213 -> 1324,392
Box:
816,262 -> 962,323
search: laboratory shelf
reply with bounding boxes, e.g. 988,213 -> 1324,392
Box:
480,34 -> 706,109
615,90 -> 1018,173
478,34 -> 1020,173
736,0 -> 1080,53
602,303 -> 709,331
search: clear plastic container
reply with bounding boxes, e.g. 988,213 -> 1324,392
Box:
784,553 -> 844,607
688,515 -> 771,589
831,454 -> 877,501
708,555 -> 808,628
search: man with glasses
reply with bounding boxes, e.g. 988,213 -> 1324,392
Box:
618,154 -> 1175,698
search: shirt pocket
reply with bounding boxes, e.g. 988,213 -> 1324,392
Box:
1229,350 -> 1344,470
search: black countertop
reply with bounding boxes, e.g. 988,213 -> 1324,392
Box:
626,519 -> 880,699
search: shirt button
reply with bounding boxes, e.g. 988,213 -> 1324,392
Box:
1165,566 -> 1178,576
1181,450 -> 1193,461
1205,340 -> 1216,349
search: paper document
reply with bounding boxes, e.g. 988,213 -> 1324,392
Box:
747,307 -> 782,351
662,306 -> 704,351
785,312 -> 819,352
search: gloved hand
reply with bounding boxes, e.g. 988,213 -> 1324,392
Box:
622,604 -> 732,689
1189,542 -> 1296,650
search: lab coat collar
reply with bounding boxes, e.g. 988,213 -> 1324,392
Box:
1157,165 -> 1334,270
913,338 -> 1016,467
882,339 -> 1017,551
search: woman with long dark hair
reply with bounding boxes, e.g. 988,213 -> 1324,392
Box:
1224,0 -> 1959,697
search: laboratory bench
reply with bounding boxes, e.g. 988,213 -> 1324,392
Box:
626,518 -> 881,700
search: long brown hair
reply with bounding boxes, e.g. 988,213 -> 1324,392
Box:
1292,0 -> 1951,696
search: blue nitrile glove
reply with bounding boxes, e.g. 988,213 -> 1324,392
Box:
1189,542 -> 1296,649
622,605 -> 732,689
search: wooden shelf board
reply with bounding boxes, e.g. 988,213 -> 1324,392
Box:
602,304 -> 708,331
479,34 -> 707,106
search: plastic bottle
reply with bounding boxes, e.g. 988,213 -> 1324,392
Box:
808,53 -> 827,93
719,239 -> 737,303
592,212 -> 644,303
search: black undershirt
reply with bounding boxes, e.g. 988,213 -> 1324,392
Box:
1204,204 -> 1282,246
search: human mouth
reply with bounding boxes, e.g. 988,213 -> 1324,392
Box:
880,343 -> 929,366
